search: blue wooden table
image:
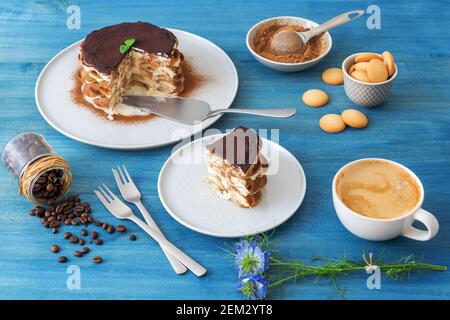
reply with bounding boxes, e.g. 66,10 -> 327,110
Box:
0,0 -> 449,300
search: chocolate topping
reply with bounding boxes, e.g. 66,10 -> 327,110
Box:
207,127 -> 262,174
80,22 -> 177,75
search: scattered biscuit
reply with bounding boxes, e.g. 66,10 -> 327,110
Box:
302,89 -> 329,107
341,109 -> 368,128
322,68 -> 344,85
319,114 -> 346,133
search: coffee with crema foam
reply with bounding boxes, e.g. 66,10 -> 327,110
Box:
336,160 -> 421,219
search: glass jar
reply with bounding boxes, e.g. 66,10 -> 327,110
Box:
2,132 -> 72,204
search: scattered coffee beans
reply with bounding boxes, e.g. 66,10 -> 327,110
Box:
27,194 -> 134,266
116,225 -> 127,233
107,225 -> 115,234
29,195 -> 96,233
93,256 -> 103,264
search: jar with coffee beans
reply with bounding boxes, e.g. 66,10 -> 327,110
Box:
2,132 -> 72,205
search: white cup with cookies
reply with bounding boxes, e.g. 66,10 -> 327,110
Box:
332,158 -> 439,241
342,52 -> 397,107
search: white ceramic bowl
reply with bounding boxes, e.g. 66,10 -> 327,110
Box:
342,52 -> 398,107
246,16 -> 332,72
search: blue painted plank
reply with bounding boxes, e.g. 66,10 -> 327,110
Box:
0,0 -> 449,299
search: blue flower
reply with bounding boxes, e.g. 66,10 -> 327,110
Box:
235,239 -> 270,278
238,274 -> 269,300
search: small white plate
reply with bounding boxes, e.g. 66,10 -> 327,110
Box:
35,29 -> 238,150
158,134 -> 307,237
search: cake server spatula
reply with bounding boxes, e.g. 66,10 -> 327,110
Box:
121,95 -> 296,125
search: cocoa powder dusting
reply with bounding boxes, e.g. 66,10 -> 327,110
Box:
179,59 -> 207,98
71,59 -> 207,124
252,22 -> 324,63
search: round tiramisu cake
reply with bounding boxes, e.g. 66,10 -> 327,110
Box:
78,22 -> 184,119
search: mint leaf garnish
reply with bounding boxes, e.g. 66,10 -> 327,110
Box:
124,38 -> 135,46
119,38 -> 136,54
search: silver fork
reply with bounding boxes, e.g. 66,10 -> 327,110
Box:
95,185 -> 207,277
112,165 -> 187,275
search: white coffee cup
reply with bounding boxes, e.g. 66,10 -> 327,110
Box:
332,158 -> 439,241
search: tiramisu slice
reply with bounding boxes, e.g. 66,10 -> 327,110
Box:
205,127 -> 268,208
78,22 -> 184,119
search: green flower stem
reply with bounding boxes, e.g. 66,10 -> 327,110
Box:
267,257 -> 446,289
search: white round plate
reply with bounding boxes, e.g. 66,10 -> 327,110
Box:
158,134 -> 307,237
35,29 -> 238,150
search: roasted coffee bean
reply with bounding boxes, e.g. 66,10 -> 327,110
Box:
58,256 -> 68,263
32,170 -> 65,201
78,238 -> 85,246
106,225 -> 115,234
81,229 -> 88,236
28,209 -> 37,216
75,205 -> 84,213
94,220 -> 102,227
36,176 -> 47,184
50,221 -> 60,228
102,223 -> 109,230
116,225 -> 127,233
92,256 -> 102,264
69,236 -> 79,244
82,247 -> 90,254
80,217 -> 87,224
63,232 -> 72,239
43,221 -> 50,228
74,251 -> 83,257
129,234 -> 137,241
91,231 -> 99,239
95,239 -> 103,245
52,227 -> 58,234
50,244 -> 59,253
47,216 -> 56,222
71,219 -> 79,226
64,218 -> 72,225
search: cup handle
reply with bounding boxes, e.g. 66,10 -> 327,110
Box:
401,208 -> 439,241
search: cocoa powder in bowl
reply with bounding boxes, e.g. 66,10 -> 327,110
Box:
252,21 -> 325,63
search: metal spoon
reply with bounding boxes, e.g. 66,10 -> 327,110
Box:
121,95 -> 296,125
270,10 -> 365,56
